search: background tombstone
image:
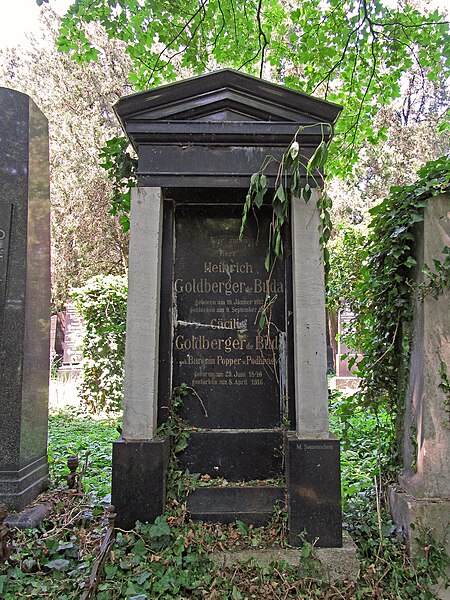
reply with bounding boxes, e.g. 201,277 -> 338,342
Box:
331,304 -> 362,390
0,87 -> 51,510
61,300 -> 85,366
57,300 -> 85,383
111,70 -> 343,546
389,193 -> 450,564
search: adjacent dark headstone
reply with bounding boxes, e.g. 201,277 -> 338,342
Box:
0,87 -> 50,510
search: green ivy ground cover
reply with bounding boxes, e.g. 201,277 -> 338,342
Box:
1,401 -> 448,599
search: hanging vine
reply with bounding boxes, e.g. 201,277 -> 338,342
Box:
240,123 -> 333,276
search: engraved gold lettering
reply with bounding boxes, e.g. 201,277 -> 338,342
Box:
174,278 -> 246,296
254,278 -> 284,294
175,334 -> 247,354
204,261 -> 253,274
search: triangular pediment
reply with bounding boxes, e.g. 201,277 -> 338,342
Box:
115,69 -> 341,126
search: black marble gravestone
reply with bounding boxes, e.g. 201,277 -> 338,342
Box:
112,70 -> 343,545
0,88 -> 50,510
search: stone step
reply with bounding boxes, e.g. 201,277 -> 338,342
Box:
186,485 -> 285,526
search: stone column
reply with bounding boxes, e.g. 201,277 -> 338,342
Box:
0,88 -> 50,511
112,187 -> 169,529
285,190 -> 342,547
291,189 -> 330,436
390,194 -> 450,576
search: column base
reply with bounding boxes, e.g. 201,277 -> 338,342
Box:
285,433 -> 342,547
389,485 -> 450,556
0,455 -> 48,511
112,436 -> 170,529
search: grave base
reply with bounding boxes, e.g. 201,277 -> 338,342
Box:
112,436 -> 170,529
285,433 -> 342,547
179,429 -> 283,481
0,456 -> 48,512
389,485 -> 450,555
389,486 -> 450,600
186,485 -> 284,526
210,531 -> 359,582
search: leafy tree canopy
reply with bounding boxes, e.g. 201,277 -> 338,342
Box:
53,0 -> 450,174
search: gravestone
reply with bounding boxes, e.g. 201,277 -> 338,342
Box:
389,193 -> 450,569
61,300 -> 85,365
112,70 -> 343,546
332,305 -> 362,389
0,88 -> 50,510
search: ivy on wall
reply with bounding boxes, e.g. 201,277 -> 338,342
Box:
342,155 -> 450,430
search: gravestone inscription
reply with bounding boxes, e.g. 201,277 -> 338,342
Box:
173,204 -> 286,429
0,204 -> 12,327
62,300 -> 85,365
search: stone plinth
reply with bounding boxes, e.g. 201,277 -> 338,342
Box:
0,88 -> 50,510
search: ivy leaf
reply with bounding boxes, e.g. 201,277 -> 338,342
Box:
148,516 -> 171,539
306,141 -> 328,174
275,185 -> 286,203
44,559 -> 71,571
254,189 -> 266,209
302,184 -> 312,203
289,140 -> 300,159
259,312 -> 267,329
404,257 -> 417,268
409,213 -> 424,224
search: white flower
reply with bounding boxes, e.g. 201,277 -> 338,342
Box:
289,141 -> 299,160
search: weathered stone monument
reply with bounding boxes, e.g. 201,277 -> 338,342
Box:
111,70 -> 343,546
331,304 -> 362,390
390,194 -> 450,566
0,88 -> 51,510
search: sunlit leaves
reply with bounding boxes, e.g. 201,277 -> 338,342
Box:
55,0 -> 449,176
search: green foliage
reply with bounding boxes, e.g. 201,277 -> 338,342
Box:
48,408 -> 120,498
71,274 -> 127,414
56,0 -> 450,175
3,407 -> 448,598
326,225 -> 367,312
341,155 -> 450,414
420,245 -> 450,299
99,136 -> 137,233
329,391 -> 396,506
437,350 -> 450,427
156,384 -> 201,505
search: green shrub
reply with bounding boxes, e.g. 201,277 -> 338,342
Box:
71,274 -> 127,414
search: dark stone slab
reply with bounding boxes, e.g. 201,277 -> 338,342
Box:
114,69 -> 342,188
172,203 -> 287,430
0,87 -> 50,511
285,434 -> 342,548
187,486 -> 285,526
111,437 -> 170,529
5,503 -> 52,529
179,430 -> 283,481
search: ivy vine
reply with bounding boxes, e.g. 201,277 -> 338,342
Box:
99,136 -> 137,233
240,124 -> 333,275
343,154 -> 450,421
